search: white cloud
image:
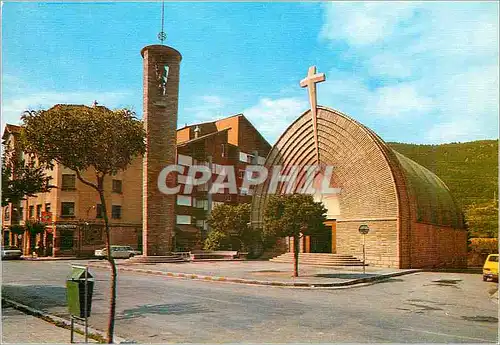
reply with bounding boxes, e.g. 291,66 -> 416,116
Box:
426,119 -> 487,143
319,2 -> 499,143
243,97 -> 308,144
368,54 -> 412,78
371,84 -> 434,117
183,95 -> 227,124
321,2 -> 419,46
1,89 -> 133,128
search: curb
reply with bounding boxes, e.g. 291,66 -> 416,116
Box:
2,297 -> 135,344
21,257 -> 92,261
88,263 -> 422,288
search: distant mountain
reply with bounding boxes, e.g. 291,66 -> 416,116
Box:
388,140 -> 498,238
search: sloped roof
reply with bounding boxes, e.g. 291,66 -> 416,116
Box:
2,124 -> 22,140
177,127 -> 231,147
392,150 -> 463,227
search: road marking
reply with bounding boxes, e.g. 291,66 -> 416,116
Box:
401,327 -> 495,342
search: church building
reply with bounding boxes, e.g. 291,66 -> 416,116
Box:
251,68 -> 467,269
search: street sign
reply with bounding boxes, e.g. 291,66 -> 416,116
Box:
358,224 -> 370,234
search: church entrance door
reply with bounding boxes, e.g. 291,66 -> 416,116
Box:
310,220 -> 336,253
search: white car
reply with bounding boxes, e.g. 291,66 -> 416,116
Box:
1,246 -> 23,260
94,245 -> 141,259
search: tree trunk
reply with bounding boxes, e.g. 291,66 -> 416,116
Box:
293,234 -> 300,277
98,183 -> 117,344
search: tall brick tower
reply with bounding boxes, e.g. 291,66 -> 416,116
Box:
141,44 -> 182,256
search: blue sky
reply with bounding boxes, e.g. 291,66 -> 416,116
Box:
2,2 -> 498,145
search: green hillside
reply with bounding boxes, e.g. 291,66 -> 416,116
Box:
388,140 -> 498,238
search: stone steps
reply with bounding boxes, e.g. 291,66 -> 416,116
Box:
126,255 -> 186,264
270,253 -> 365,266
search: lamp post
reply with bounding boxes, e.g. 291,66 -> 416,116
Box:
358,224 -> 370,274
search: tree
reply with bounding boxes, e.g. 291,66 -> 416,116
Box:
263,194 -> 327,277
465,201 -> 499,238
1,144 -> 52,207
21,104 -> 145,343
203,230 -> 229,251
206,203 -> 256,251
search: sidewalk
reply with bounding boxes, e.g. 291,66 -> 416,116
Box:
89,260 -> 421,287
2,302 -> 96,344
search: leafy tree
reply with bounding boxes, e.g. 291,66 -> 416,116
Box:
206,203 -> 256,251
1,144 -> 52,207
9,224 -> 25,235
203,230 -> 229,251
25,220 -> 46,236
263,194 -> 327,277
21,104 -> 145,344
465,201 -> 498,238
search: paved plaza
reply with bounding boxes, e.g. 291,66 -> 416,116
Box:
2,260 -> 498,343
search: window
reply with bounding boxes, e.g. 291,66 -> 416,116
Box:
196,199 -> 208,210
45,203 -> 51,212
196,219 -> 205,228
178,154 -> 193,166
239,152 -> 248,162
4,207 -> 9,221
62,174 -> 76,190
489,255 -> 499,262
96,204 -> 103,218
29,206 -> 35,219
176,195 -> 192,206
112,179 -> 122,194
111,205 -> 122,219
59,230 -> 74,250
176,215 -> 191,225
61,202 -> 75,217
239,170 -> 245,179
221,144 -> 226,158
36,204 -> 42,219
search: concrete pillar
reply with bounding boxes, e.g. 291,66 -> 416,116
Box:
141,45 -> 182,256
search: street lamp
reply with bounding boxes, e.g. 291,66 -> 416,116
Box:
358,224 -> 370,274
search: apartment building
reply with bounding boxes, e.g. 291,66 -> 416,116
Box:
2,114 -> 270,256
2,124 -> 143,256
174,114 -> 271,250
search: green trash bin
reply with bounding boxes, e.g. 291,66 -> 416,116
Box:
66,267 -> 94,318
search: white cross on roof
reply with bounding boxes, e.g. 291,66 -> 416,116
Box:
300,66 -> 325,163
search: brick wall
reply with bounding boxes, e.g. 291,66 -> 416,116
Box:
410,223 -> 467,268
337,220 -> 399,267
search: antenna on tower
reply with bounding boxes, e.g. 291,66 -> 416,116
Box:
157,1 -> 166,44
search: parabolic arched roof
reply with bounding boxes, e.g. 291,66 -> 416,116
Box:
251,106 -> 463,229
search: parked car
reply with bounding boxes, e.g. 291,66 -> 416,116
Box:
94,245 -> 141,259
1,246 -> 23,260
483,254 -> 498,282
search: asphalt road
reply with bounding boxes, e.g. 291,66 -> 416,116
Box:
2,260 -> 498,343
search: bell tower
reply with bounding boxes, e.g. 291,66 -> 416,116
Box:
141,41 -> 181,255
